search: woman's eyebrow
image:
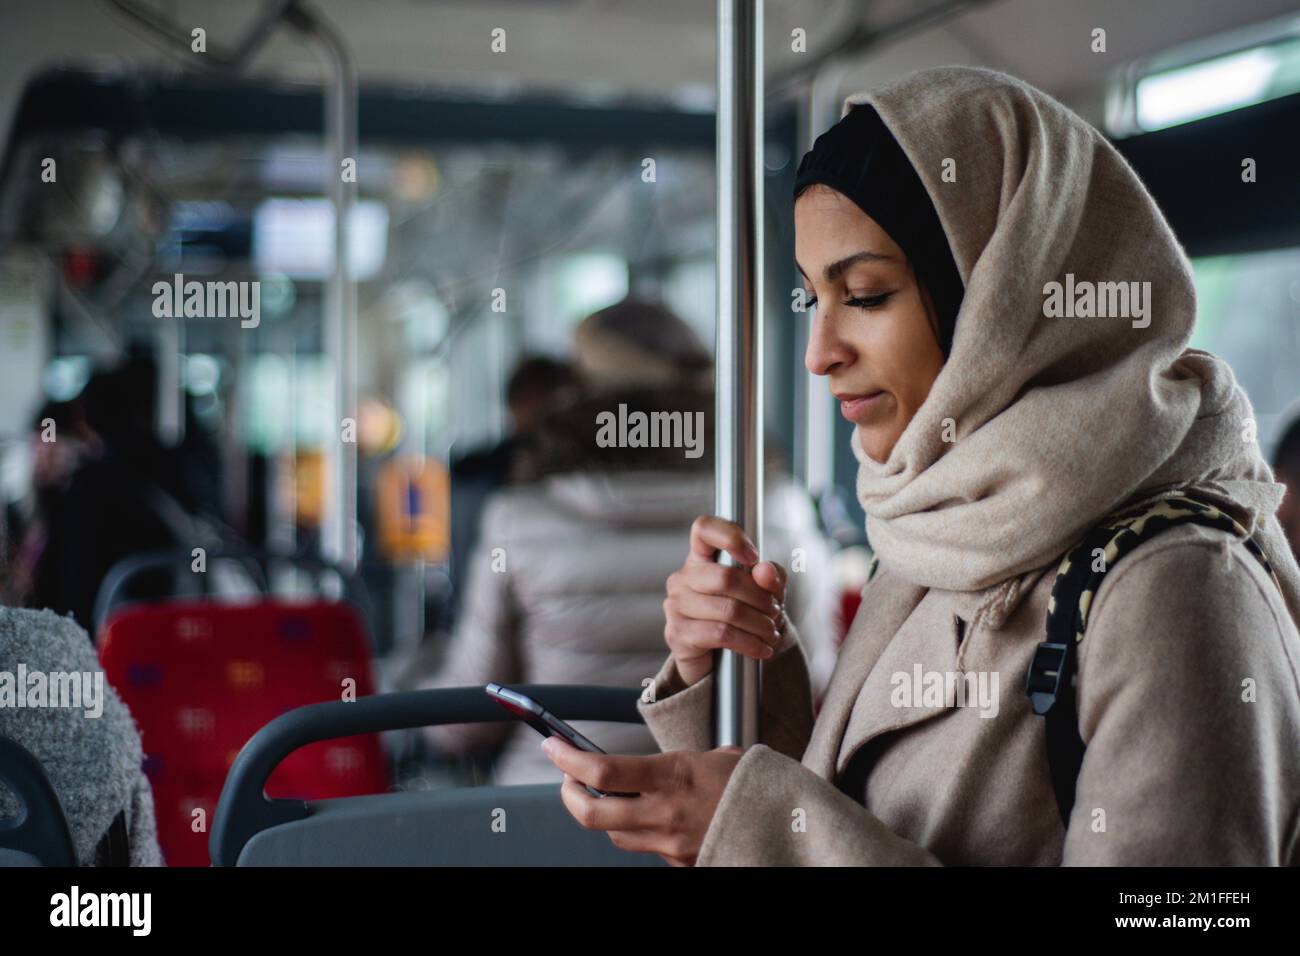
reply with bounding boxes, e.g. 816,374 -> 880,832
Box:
790,248 -> 894,282
824,251 -> 893,281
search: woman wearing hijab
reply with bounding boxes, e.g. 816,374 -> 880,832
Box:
542,67 -> 1300,865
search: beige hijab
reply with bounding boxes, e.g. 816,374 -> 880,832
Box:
840,67 -> 1300,626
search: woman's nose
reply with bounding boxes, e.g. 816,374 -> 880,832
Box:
804,309 -> 852,377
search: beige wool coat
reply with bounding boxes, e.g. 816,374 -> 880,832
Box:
639,513 -> 1300,865
638,66 -> 1300,866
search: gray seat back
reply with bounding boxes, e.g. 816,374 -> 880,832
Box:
213,685 -> 662,867
239,784 -> 663,866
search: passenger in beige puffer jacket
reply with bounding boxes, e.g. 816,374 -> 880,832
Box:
419,300 -> 839,785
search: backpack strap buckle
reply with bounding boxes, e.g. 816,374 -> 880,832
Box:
1026,641 -> 1075,716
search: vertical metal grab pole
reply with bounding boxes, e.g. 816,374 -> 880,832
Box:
107,0 -> 358,569
714,0 -> 763,749
292,6 -> 359,572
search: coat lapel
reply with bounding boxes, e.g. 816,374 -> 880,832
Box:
808,563 -> 1055,787
832,590 -> 964,778
802,570 -> 926,779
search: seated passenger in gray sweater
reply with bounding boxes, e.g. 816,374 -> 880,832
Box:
0,607 -> 163,866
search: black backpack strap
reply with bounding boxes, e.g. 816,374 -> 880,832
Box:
1026,491 -> 1280,827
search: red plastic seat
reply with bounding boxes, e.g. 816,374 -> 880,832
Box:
99,599 -> 389,866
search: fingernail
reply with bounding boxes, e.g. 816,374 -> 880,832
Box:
541,738 -> 554,755
762,646 -> 774,659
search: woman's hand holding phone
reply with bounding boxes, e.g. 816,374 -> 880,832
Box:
542,736 -> 744,866
662,515 -> 787,687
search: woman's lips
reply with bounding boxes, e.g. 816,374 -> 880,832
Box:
837,391 -> 886,423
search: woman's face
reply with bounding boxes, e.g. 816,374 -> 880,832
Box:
795,185 -> 945,463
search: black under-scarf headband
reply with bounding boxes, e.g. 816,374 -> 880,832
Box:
793,104 -> 964,359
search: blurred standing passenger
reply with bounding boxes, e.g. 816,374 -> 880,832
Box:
447,356 -> 580,624
420,298 -> 838,784
4,400 -> 99,607
27,363 -> 194,634
0,607 -> 164,865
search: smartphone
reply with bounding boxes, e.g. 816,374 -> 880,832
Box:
485,683 -> 636,797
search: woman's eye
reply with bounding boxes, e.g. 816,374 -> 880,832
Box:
801,291 -> 893,312
845,292 -> 893,310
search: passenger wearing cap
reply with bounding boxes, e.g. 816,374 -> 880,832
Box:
543,67 -> 1300,867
